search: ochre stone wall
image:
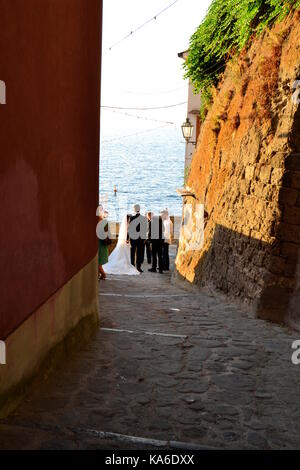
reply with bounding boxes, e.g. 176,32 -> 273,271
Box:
176,11 -> 300,326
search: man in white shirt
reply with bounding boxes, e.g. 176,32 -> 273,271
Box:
161,210 -> 173,271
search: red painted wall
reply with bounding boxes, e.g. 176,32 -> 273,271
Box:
0,0 -> 102,339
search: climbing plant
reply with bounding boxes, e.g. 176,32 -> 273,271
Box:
184,0 -> 300,116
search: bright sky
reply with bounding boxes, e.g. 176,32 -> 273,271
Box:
101,0 -> 212,134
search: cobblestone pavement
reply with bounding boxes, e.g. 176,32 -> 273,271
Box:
1,247 -> 300,449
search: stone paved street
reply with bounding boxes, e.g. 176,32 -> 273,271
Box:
0,247 -> 300,449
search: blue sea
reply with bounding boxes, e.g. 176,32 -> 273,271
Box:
99,127 -> 185,220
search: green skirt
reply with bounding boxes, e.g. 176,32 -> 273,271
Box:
98,239 -> 108,265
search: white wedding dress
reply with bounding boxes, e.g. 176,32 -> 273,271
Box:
104,215 -> 140,276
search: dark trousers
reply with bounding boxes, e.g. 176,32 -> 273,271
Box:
146,240 -> 152,264
131,240 -> 144,269
162,242 -> 170,271
151,241 -> 163,272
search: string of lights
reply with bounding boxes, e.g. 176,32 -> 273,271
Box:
101,101 -> 187,111
101,124 -> 175,144
102,108 -> 175,125
109,0 -> 181,51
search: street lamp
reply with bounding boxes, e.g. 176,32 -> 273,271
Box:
181,117 -> 196,145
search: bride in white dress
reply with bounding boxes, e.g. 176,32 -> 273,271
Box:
104,214 -> 140,276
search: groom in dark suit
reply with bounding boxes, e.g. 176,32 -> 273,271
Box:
148,214 -> 164,274
128,204 -> 147,273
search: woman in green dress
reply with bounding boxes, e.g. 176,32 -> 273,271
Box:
97,209 -> 109,280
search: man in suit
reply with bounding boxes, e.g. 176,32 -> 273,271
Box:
128,204 -> 147,273
148,214 -> 164,274
161,209 -> 173,271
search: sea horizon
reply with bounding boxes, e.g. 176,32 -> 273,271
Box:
99,127 -> 185,221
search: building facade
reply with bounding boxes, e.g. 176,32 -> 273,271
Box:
0,0 -> 102,415
178,51 -> 201,173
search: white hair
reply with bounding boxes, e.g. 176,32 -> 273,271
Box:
96,205 -> 104,216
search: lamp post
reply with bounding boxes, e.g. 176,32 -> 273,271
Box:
181,117 -> 196,146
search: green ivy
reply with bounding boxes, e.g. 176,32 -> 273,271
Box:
184,0 -> 300,113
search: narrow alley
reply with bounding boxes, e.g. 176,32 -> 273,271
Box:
0,247 -> 299,450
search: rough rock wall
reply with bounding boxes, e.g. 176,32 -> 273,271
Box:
176,11 -> 300,327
